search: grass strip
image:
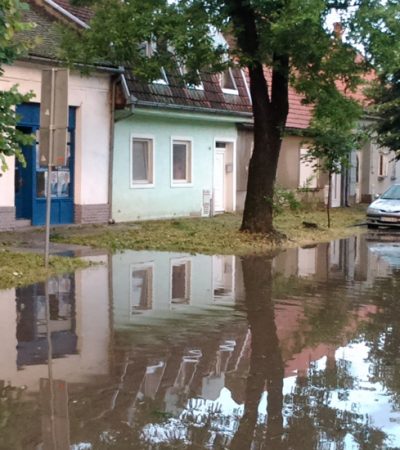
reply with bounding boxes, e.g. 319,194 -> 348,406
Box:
50,206 -> 366,255
0,250 -> 90,290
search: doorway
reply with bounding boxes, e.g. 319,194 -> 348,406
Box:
213,141 -> 235,214
15,103 -> 75,226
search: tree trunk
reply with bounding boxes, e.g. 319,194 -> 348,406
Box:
226,1 -> 289,234
240,60 -> 289,234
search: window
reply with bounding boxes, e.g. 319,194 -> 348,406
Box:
171,259 -> 191,305
131,137 -> 154,187
221,68 -> 238,94
143,41 -> 168,85
35,129 -> 72,198
172,139 -> 192,184
378,152 -> 388,178
179,65 -> 203,90
131,264 -> 153,314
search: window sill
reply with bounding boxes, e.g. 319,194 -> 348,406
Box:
130,183 -> 155,189
222,88 -> 239,95
171,182 -> 193,188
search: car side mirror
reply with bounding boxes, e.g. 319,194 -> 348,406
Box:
374,193 -> 380,199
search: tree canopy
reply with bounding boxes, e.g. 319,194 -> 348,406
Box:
64,0 -> 399,233
349,0 -> 400,160
0,0 -> 34,171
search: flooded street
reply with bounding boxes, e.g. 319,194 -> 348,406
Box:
2,233 -> 400,449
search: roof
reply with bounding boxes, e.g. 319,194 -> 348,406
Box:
124,67 -> 253,116
19,2 -> 63,59
260,67 -> 313,130
50,0 -> 93,23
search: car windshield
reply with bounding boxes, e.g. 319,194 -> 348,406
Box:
380,185 -> 400,200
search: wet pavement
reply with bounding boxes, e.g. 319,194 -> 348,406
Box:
1,232 -> 400,449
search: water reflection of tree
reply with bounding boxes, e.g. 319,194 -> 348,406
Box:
231,255 -> 389,450
362,269 -> 400,409
231,255 -> 284,450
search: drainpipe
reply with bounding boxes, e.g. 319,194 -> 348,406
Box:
107,76 -> 117,224
107,72 -> 137,223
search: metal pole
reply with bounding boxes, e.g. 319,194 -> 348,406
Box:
45,279 -> 57,449
44,69 -> 56,268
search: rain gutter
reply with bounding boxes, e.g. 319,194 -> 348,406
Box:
133,99 -> 253,120
20,54 -> 123,74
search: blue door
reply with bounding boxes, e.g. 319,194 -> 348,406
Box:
15,103 -> 75,226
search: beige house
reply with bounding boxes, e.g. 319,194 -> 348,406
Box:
0,0 -> 116,230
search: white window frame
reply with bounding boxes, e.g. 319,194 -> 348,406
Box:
130,262 -> 154,316
171,137 -> 193,187
130,135 -> 155,188
221,67 -> 239,95
143,41 -> 168,85
170,258 -> 191,306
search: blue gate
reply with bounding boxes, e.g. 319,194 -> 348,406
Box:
15,103 -> 75,226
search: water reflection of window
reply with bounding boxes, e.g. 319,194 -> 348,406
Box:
131,264 -> 153,314
171,259 -> 191,305
15,274 -> 76,367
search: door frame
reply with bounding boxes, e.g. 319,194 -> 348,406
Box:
16,103 -> 76,225
213,138 -> 236,214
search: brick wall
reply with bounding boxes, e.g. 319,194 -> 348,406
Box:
74,204 -> 110,224
0,207 -> 17,231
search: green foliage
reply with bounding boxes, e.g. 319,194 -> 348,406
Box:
272,186 -> 302,216
348,0 -> 400,161
302,90 -> 365,175
0,0 -> 34,171
370,70 -> 400,160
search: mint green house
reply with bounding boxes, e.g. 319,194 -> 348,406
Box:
111,69 -> 252,222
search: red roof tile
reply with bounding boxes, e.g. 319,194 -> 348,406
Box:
54,0 -> 93,23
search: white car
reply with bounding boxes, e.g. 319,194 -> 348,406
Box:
366,184 -> 400,229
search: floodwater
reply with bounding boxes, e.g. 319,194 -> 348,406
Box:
1,233 -> 400,449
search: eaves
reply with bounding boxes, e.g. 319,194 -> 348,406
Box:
133,99 -> 253,123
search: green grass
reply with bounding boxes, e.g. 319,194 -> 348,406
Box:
0,250 -> 90,290
50,206 -> 366,255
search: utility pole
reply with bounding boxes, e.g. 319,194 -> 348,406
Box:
40,69 -> 69,268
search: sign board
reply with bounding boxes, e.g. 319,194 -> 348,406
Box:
39,69 -> 69,167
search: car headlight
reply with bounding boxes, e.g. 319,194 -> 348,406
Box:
367,207 -> 380,215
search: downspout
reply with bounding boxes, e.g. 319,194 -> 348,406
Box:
108,76 -> 117,223
108,73 -> 137,223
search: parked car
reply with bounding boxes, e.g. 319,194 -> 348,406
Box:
366,184 -> 400,229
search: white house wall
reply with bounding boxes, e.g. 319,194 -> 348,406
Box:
0,61 -> 111,226
112,110 -> 238,222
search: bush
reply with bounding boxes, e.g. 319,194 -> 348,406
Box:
272,186 -> 302,215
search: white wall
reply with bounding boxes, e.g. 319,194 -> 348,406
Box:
0,261 -> 110,391
0,61 -> 111,206
0,156 -> 15,207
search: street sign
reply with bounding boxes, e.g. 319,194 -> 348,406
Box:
39,69 -> 69,167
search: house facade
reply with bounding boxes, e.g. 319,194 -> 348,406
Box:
0,0 -> 114,230
111,68 -> 253,222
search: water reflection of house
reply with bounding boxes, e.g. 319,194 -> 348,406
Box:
109,295 -> 376,448
0,257 -> 110,391
112,251 -> 236,327
273,236 -> 365,282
